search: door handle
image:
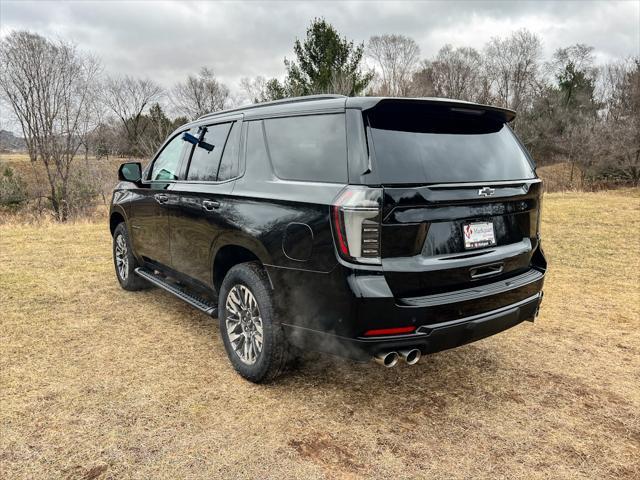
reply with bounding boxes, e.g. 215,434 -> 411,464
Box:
154,193 -> 169,204
202,200 -> 220,211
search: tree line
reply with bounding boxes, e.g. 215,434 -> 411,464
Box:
242,21 -> 638,189
0,18 -> 638,220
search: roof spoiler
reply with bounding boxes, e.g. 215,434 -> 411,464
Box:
350,97 -> 516,123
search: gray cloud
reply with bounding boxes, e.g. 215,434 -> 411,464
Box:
1,0 -> 638,96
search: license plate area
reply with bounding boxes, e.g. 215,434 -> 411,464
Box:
463,221 -> 496,249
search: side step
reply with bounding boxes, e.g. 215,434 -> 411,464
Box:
135,267 -> 218,317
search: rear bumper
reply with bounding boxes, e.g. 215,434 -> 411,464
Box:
267,247 -> 545,361
282,292 -> 542,361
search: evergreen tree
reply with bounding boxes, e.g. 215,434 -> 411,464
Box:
557,62 -> 597,112
269,19 -> 373,99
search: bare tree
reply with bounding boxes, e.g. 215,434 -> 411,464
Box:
597,57 -> 637,120
409,60 -> 437,97
548,44 -> 597,81
78,80 -> 106,163
327,70 -> 362,96
137,103 -> 184,158
171,67 -> 230,120
596,59 -> 640,184
102,75 -> 163,156
367,34 -> 420,96
0,31 -> 101,220
240,76 -> 269,103
421,45 -> 485,102
484,29 -> 543,111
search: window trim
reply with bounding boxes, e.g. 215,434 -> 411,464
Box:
243,105 -> 345,122
262,112 -> 348,185
177,115 -> 245,185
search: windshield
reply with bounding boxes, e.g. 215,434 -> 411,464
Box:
367,104 -> 535,184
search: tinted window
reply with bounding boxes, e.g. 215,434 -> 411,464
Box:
187,123 -> 232,181
264,114 -> 347,183
217,121 -> 240,181
245,120 -> 270,175
368,105 -> 535,184
150,134 -> 185,181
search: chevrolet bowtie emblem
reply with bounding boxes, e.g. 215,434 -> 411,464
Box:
478,186 -> 496,197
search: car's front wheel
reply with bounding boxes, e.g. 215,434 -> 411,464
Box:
218,262 -> 289,383
112,223 -> 149,291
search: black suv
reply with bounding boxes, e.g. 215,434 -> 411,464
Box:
110,95 -> 546,382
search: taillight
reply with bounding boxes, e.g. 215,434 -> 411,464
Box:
331,186 -> 382,265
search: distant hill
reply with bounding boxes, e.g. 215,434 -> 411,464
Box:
0,130 -> 26,152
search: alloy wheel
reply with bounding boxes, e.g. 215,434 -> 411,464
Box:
115,233 -> 129,280
225,284 -> 264,365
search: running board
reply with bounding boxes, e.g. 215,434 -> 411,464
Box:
135,267 -> 218,317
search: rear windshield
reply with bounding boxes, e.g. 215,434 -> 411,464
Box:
367,104 -> 535,184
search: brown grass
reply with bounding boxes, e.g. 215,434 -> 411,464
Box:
0,152 -> 33,163
1,189 -> 639,479
536,162 -> 583,191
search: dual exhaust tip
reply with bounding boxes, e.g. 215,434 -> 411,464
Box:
374,349 -> 421,368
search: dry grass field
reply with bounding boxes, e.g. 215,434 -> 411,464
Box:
1,189 -> 639,479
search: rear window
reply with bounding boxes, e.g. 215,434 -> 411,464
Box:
264,114 -> 347,183
367,104 -> 535,184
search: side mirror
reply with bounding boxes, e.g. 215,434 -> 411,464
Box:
118,162 -> 142,183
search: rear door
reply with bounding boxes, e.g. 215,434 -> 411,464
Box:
169,117 -> 242,286
365,100 -> 542,299
128,131 -> 189,267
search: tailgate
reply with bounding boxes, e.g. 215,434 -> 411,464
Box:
380,180 -> 543,298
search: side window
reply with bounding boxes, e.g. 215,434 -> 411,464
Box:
217,121 -> 240,181
150,134 -> 185,181
263,113 -> 347,183
245,120 -> 269,174
186,123 -> 232,181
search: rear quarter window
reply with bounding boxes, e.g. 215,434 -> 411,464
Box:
264,113 -> 347,183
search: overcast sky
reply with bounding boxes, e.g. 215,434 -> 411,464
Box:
1,0 -> 639,101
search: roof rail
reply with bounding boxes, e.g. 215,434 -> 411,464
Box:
197,94 -> 347,120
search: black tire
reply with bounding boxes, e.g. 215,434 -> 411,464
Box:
218,262 -> 289,383
112,223 -> 149,291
